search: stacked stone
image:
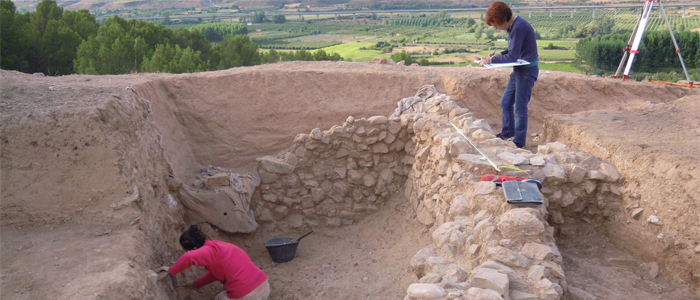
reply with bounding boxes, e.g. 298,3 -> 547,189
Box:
254,115 -> 416,232
400,93 -> 626,300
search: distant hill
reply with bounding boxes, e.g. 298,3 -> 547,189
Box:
12,0 -> 600,13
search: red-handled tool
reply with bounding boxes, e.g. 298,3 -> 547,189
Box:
480,174 -> 542,190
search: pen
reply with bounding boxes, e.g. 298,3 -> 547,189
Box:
491,47 -> 498,57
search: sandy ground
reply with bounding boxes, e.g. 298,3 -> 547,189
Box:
1,62 -> 699,300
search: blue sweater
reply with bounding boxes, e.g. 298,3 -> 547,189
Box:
491,16 -> 539,64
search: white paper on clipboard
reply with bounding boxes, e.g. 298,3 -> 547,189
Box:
473,59 -> 530,68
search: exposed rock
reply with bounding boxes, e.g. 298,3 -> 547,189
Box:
443,267 -> 469,283
204,172 -> 230,189
416,205 -> 435,226
647,214 -> 663,225
537,279 -> 563,300
470,268 -> 510,299
645,262 -> 660,278
568,165 -> 587,184
530,156 -> 546,166
406,283 -> 445,299
365,116 -> 386,126
425,257 -> 451,275
510,290 -> 538,300
521,243 -> 561,262
448,194 -> 470,217
419,273 -> 443,284
579,155 -> 601,170
599,163 -> 621,182
541,163 -> 566,184
474,181 -> 497,195
497,209 -> 544,239
547,141 -> 569,151
411,248 -> 437,278
587,170 -> 607,181
432,222 -> 462,247
497,152 -> 529,165
527,265 -> 549,281
631,208 -> 643,219
486,246 -> 531,268
479,261 -> 528,291
257,156 -> 295,174
466,287 -> 504,300
471,129 -> 494,141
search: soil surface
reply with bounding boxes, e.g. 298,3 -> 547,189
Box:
1,62 -> 699,300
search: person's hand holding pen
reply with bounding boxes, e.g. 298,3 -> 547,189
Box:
479,47 -> 500,66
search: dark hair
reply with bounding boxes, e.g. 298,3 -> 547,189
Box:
485,2 -> 513,27
179,225 -> 206,250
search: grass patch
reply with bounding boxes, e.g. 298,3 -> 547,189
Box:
538,49 -> 576,61
539,63 -> 583,73
319,42 -> 388,61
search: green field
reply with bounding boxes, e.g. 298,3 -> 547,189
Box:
320,42 -> 389,62
538,49 -> 576,61
157,8 -> 698,73
538,63 -> 583,73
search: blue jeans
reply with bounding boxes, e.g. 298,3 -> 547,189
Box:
500,67 -> 538,148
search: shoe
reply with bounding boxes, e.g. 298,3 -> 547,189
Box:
495,133 -> 513,141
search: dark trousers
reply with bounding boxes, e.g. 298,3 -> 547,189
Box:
500,66 -> 538,148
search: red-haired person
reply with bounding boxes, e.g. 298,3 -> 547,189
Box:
157,225 -> 270,300
480,1 -> 539,148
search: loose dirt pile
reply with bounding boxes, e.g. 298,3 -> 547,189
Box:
1,61 -> 698,300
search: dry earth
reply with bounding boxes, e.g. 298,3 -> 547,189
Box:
1,61 -> 699,300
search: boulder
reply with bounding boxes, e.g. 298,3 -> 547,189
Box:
410,248 -> 437,277
406,283 -> 445,299
204,172 -> 230,189
466,287 -> 505,300
257,156 -> 295,174
497,209 -> 545,239
471,268 -> 510,299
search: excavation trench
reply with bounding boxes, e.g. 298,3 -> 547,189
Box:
1,62 -> 698,300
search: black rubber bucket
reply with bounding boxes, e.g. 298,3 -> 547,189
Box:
264,231 -> 313,263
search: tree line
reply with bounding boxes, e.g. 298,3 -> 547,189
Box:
576,31 -> 700,74
1,0 -> 342,75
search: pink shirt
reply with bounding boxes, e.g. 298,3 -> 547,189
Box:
169,240 -> 267,299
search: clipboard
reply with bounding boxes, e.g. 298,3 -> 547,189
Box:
474,59 -> 530,69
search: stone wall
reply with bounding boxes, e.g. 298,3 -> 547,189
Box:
252,87 -> 627,300
397,91 -> 625,300
253,114 -> 416,232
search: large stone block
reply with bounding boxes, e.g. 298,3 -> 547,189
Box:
257,156 -> 295,174
568,165 -> 587,184
486,246 -> 531,268
432,221 -> 462,247
497,152 -> 529,166
406,283 -> 445,299
497,209 -> 544,239
204,172 -> 230,189
521,243 -> 562,262
470,268 -> 510,299
466,288 -> 504,300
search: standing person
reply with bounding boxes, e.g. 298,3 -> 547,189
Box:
479,1 -> 539,148
158,225 -> 270,300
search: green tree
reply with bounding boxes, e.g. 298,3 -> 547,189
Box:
31,0 -> 63,34
418,58 -> 429,66
210,34 -> 260,69
74,19 -> 147,74
272,14 -> 285,24
40,19 -> 82,74
1,0 -> 33,71
391,51 -> 414,65
141,44 -> 208,73
61,9 -> 98,40
252,11 -> 266,23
